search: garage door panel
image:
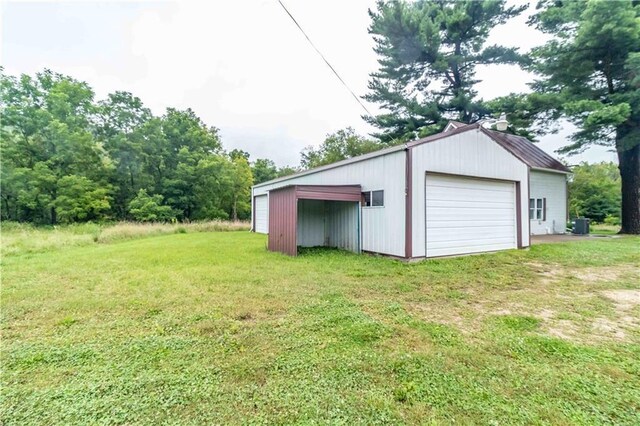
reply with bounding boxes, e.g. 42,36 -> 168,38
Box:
426,208 -> 514,221
427,199 -> 514,209
426,187 -> 514,201
427,236 -> 516,249
426,227 -> 515,241
254,195 -> 268,234
427,219 -> 515,228
426,174 -> 517,257
426,175 -> 513,190
429,242 -> 516,257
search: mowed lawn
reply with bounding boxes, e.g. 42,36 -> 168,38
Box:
2,230 -> 639,425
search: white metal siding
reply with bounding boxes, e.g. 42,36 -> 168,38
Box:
253,151 -> 406,257
412,129 -> 530,257
297,199 -> 325,246
530,170 -> 568,235
325,201 -> 360,252
254,195 -> 268,234
425,174 -> 516,257
296,199 -> 360,252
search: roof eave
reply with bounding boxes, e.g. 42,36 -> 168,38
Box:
530,166 -> 572,175
253,144 -> 408,189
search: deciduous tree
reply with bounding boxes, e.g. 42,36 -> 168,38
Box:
569,162 -> 621,223
301,128 -> 383,169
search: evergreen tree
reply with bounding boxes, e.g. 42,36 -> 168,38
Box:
365,0 -> 526,142
525,0 -> 640,234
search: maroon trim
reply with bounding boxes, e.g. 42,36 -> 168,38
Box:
297,192 -> 361,202
526,167 -> 531,247
515,182 -> 522,249
405,148 -> 413,258
268,186 -> 298,256
294,184 -> 361,194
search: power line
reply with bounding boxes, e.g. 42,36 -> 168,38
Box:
276,0 -> 374,117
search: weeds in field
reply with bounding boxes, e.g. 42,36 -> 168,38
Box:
0,221 -> 250,256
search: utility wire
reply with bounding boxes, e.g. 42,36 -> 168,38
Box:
276,0 -> 374,117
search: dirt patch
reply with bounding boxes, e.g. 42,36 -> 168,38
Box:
602,290 -> 640,311
527,262 -> 639,287
525,262 -> 564,285
571,266 -> 640,285
547,320 -> 578,340
536,309 -> 555,321
592,317 -> 628,340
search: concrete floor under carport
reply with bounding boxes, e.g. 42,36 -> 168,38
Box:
267,185 -> 362,256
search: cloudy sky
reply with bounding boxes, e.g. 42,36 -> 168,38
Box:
2,0 -> 616,167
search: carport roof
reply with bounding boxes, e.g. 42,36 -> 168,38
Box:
269,184 -> 362,202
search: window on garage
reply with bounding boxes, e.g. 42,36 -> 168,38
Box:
529,198 -> 545,220
362,190 -> 384,207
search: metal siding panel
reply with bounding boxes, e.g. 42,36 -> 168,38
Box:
325,201 -> 359,253
412,130 -> 529,257
529,170 -> 568,235
268,187 -> 297,256
297,199 -> 325,247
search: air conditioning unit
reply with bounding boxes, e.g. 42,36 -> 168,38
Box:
572,218 -> 590,235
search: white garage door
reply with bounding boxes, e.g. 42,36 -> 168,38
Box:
254,195 -> 268,234
425,174 -> 517,257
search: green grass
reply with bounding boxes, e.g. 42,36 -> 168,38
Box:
1,229 -> 639,424
590,224 -> 621,235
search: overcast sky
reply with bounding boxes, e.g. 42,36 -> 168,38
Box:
2,0 -> 616,167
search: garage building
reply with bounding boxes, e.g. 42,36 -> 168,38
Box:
252,122 -> 570,258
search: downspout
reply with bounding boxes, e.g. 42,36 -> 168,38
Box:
526,166 -> 531,246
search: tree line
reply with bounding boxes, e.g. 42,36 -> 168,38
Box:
0,70 -> 295,224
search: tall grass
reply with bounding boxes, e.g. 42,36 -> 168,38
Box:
1,221 -> 250,256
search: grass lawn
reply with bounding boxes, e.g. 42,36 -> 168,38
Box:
2,229 -> 639,424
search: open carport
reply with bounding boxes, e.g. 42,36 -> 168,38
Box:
268,185 -> 361,256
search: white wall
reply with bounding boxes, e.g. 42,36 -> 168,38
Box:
253,150 -> 406,257
411,129 -> 530,257
529,170 -> 568,235
297,199 -> 325,246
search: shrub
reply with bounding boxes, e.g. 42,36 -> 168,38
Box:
128,190 -> 175,222
603,215 -> 621,226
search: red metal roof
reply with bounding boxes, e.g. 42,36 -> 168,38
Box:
479,128 -> 571,173
407,123 -> 570,173
271,185 -> 362,202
